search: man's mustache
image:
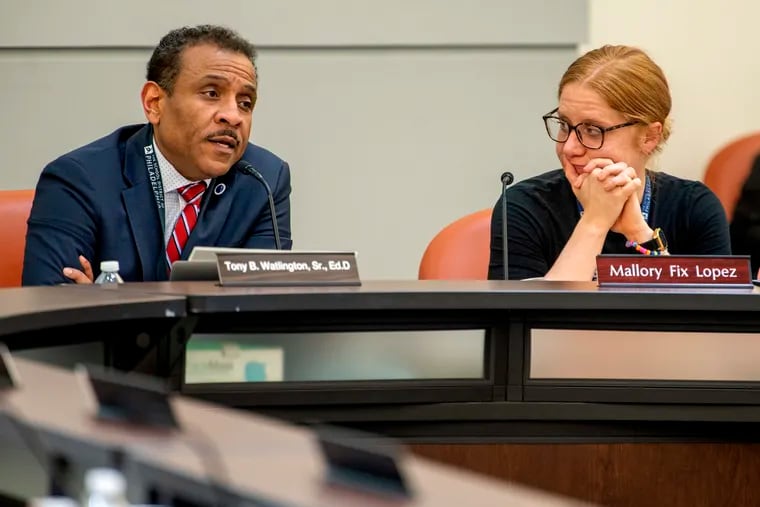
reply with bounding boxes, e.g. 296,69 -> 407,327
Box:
206,130 -> 240,146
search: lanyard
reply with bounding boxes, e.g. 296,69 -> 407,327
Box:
143,143 -> 166,232
577,173 -> 652,224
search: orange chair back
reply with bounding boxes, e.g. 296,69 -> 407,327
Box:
418,208 -> 492,280
0,189 -> 34,287
703,132 -> 760,222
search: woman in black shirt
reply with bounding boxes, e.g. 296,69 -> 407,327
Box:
489,45 -> 730,281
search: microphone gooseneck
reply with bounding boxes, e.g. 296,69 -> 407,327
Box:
237,161 -> 282,250
500,172 -> 515,280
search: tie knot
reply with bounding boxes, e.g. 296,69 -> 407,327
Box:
179,181 -> 206,203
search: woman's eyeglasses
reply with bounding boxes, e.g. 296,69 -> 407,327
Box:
542,108 -> 640,150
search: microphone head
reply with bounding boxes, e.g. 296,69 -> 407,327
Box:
500,171 -> 514,186
236,160 -> 265,182
235,160 -> 253,173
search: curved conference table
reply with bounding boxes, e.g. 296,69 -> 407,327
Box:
1,355 -> 586,507
2,279 -> 760,506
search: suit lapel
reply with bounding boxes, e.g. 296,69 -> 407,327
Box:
122,125 -> 165,279
183,172 -> 236,257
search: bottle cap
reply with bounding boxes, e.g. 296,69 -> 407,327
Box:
84,467 -> 126,496
99,260 -> 120,272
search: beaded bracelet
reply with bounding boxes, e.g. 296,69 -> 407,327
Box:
625,240 -> 665,256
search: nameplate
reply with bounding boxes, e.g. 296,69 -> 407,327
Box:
316,425 -> 412,498
216,251 -> 361,286
596,255 -> 752,287
76,363 -> 179,429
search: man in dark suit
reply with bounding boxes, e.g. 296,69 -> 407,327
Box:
23,25 -> 292,285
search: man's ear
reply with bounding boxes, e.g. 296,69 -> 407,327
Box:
642,121 -> 663,155
140,81 -> 164,125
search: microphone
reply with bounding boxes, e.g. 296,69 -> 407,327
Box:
500,171 -> 515,280
236,161 -> 282,250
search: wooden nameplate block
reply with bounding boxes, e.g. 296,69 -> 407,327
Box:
596,255 -> 752,287
216,251 -> 361,286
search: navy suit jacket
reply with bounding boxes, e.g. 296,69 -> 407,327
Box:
22,124 -> 292,285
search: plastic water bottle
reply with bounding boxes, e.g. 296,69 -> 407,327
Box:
81,467 -> 129,507
94,261 -> 124,284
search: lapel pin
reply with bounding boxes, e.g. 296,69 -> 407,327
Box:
214,183 -> 226,196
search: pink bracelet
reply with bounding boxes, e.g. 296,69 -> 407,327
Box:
625,240 -> 665,256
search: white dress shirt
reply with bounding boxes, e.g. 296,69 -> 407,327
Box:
152,139 -> 210,247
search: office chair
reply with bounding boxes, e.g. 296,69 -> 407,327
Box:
0,189 -> 34,287
703,131 -> 760,222
418,208 -> 492,280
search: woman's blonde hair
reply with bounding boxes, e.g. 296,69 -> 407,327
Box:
559,45 -> 672,152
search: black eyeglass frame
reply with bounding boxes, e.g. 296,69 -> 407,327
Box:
541,107 -> 640,150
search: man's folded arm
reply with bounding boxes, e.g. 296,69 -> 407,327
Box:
22,159 -> 98,286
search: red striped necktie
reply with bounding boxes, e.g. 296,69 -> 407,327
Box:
166,181 -> 207,269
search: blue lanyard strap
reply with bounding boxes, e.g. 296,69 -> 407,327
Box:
576,172 -> 652,224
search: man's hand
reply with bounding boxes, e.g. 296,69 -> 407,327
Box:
63,255 -> 94,284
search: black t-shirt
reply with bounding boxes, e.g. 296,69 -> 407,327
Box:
730,154 -> 760,276
488,169 -> 731,280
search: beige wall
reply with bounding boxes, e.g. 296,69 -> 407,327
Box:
0,1 -> 586,280
3,2 -> 756,280
587,0 -> 760,181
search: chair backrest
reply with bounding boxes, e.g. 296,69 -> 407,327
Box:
703,132 -> 760,222
0,189 -> 34,287
418,208 -> 492,280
